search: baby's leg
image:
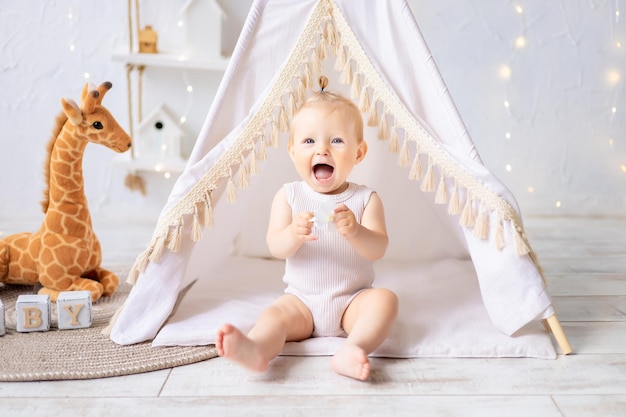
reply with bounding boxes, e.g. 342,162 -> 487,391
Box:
332,288 -> 399,381
216,294 -> 313,372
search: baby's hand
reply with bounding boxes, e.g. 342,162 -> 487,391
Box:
292,211 -> 317,241
333,204 -> 359,239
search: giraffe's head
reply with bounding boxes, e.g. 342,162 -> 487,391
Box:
60,82 -> 132,153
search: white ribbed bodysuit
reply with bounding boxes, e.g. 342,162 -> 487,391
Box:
283,181 -> 375,337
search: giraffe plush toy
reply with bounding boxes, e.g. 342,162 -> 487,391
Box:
0,82 -> 131,302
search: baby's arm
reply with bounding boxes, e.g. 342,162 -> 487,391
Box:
333,192 -> 388,260
266,187 -> 317,259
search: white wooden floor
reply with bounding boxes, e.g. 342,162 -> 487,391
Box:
0,216 -> 625,417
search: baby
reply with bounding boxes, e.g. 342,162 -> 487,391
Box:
216,76 -> 398,381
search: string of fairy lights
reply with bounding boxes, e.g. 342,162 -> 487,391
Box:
63,1 -> 624,209
495,1 -> 624,211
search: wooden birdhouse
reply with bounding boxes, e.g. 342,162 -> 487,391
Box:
134,104 -> 184,162
181,0 -> 225,59
138,25 -> 158,53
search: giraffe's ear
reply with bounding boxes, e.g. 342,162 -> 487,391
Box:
61,98 -> 83,126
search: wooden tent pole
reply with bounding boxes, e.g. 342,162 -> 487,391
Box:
545,314 -> 573,355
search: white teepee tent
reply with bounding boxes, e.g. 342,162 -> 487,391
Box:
108,0 -> 571,357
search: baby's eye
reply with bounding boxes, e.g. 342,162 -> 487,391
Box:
304,138 -> 314,144
331,137 -> 344,144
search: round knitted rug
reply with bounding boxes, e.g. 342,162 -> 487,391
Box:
0,266 -> 217,382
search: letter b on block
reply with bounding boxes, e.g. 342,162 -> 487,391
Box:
16,294 -> 51,332
57,291 -> 92,330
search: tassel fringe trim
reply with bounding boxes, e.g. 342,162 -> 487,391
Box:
125,0 -> 539,288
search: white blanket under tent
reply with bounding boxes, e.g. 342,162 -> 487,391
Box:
106,0 -> 572,359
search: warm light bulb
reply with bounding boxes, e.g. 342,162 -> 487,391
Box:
621,165 -> 626,173
504,100 -> 511,108
555,201 -> 562,208
499,65 -> 512,80
527,186 -> 535,193
617,41 -> 622,48
186,85 -> 193,93
612,106 -> 617,114
68,12 -> 73,20
515,5 -> 523,14
514,36 -> 527,48
177,20 -> 184,27
164,172 -> 172,179
161,144 -> 168,151
180,116 -> 187,124
505,132 -> 512,139
607,70 -> 621,85
154,164 -> 164,172
83,72 -> 90,79
505,164 -> 512,172
69,44 -> 75,52
609,138 -> 615,149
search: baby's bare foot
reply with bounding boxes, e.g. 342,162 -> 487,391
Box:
216,323 -> 269,372
330,344 -> 370,381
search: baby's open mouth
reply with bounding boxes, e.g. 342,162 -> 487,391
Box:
313,163 -> 334,180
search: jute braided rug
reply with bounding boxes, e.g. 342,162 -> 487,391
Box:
0,266 -> 217,382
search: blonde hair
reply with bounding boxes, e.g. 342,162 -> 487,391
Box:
289,76 -> 363,147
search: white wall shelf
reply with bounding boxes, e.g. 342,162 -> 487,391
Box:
113,51 -> 229,71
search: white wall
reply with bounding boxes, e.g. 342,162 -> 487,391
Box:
0,0 -> 623,225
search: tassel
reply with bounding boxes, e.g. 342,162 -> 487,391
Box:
238,160 -> 250,189
311,49 -> 322,75
495,219 -> 505,250
398,139 -> 410,167
288,93 -> 297,118
192,206 -> 202,242
303,64 -> 312,89
148,235 -> 166,262
226,176 -> 237,203
258,135 -> 268,160
378,113 -> 389,140
133,249 -> 150,276
101,305 -> 125,336
473,207 -> 489,240
296,77 -> 307,105
126,268 -> 139,285
248,149 -> 259,175
270,121 -> 280,147
460,198 -> 475,228
318,36 -> 328,61
435,175 -> 448,205
335,46 -> 347,72
447,185 -> 461,215
388,126 -> 400,153
513,226 -> 530,256
324,21 -> 337,48
350,73 -> 362,101
409,153 -> 423,180
166,223 -> 183,252
202,191 -> 214,228
277,105 -> 289,132
420,160 -> 436,192
339,59 -> 353,85
367,99 -> 379,127
359,87 -> 370,113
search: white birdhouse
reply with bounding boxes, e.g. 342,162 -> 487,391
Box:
134,104 -> 184,161
180,0 -> 225,59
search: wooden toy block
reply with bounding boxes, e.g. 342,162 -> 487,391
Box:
16,294 -> 51,332
57,290 -> 92,330
0,299 -> 5,336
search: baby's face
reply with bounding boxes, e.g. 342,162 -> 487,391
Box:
289,105 -> 366,195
